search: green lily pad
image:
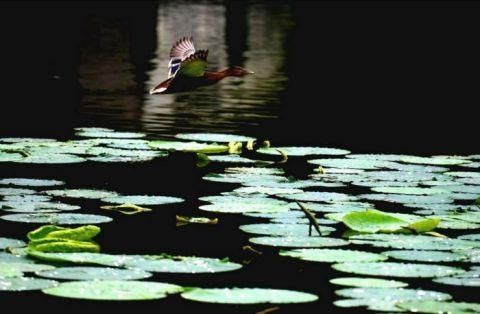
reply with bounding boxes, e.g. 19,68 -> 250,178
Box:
330,277 -> 408,288
332,262 -> 465,278
371,186 -> 448,195
225,167 -> 284,175
241,179 -> 344,189
0,137 -> 57,143
336,287 -> 451,303
36,266 -> 152,281
445,171 -> 480,178
0,277 -> 58,291
0,201 -> 80,213
401,156 -> 470,166
0,188 -> 36,196
203,173 -> 284,184
101,195 -> 184,206
2,194 -> 52,202
74,127 -> 114,132
43,280 -> 182,300
87,156 -> 157,163
457,177 -> 480,185
199,203 -> 290,214
243,211 -> 305,219
0,178 -> 64,187
0,262 -> 54,273
208,155 -> 256,164
148,140 -> 228,154
396,300 -> 480,314
280,248 -> 386,263
0,238 -> 26,250
361,171 -> 442,182
436,217 -> 480,230
46,189 -> 118,199
352,181 -> 419,188
309,158 -> 396,169
257,147 -> 350,156
383,250 -> 467,262
1,213 -> 112,225
233,186 -> 303,195
359,193 -> 453,204
282,192 -> 358,203
76,131 -> 146,138
16,154 -> 87,164
175,133 -> 254,143
239,223 -> 334,236
123,255 -> 242,273
350,234 -> 480,250
440,185 -> 480,194
433,276 -> 480,286
291,202 -> 372,213
0,264 -> 23,278
0,252 -> 34,264
458,234 -> 480,241
249,236 -> 349,248
180,287 -> 318,304
199,195 -> 289,206
0,152 -> 24,162
27,252 -> 131,267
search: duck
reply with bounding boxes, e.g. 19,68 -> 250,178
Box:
150,36 -> 254,95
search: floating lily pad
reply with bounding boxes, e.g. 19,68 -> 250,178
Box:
180,287 -> 318,304
244,211 -> 305,219
74,127 -> 114,132
241,179 -> 344,189
292,202 -> 373,213
0,264 -> 23,278
359,193 -> 453,204
0,201 -> 80,213
101,195 -> 184,206
445,171 -> 480,178
87,156 -> 157,163
0,262 -> 54,273
330,277 -> 408,288
123,255 -> 242,273
457,177 -> 480,185
208,155 -> 256,164
199,203 -> 290,214
76,131 -> 146,138
200,195 -> 289,206
350,234 -> 480,251
439,185 -> 480,194
352,181 -> 418,188
233,186 -> 303,195
436,217 -> 480,230
258,147 -> 350,156
0,137 -> 57,143
309,158 -> 396,169
0,178 -> 64,187
0,252 -> 34,264
0,152 -> 24,162
240,223 -> 334,236
371,186 -> 448,195
280,248 -> 386,263
332,262 -> 464,278
383,250 -> 467,262
0,277 -> 58,291
0,238 -> 26,250
2,194 -> 52,202
282,192 -> 357,203
175,133 -> 255,143
28,252 -> 131,267
46,189 -> 118,199
396,300 -> 480,314
149,140 -> 228,153
36,266 -> 152,281
43,280 -> 182,300
225,167 -> 284,175
1,213 -> 112,225
361,171 -> 442,182
401,156 -> 470,166
16,154 -> 86,164
336,287 -> 451,303
203,173 -> 284,184
249,236 -> 349,248
433,276 -> 480,286
386,163 -> 449,173
0,188 -> 36,196
270,217 -> 338,225
458,234 -> 480,241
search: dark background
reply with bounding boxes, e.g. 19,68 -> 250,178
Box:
1,0 -> 479,153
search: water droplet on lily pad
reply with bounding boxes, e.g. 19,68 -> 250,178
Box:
180,287 -> 318,304
330,277 -> 408,288
280,248 -> 386,263
332,262 -> 465,278
36,266 -> 152,281
43,280 -> 182,300
1,213 -> 112,225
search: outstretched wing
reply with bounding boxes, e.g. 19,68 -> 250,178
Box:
175,50 -> 209,78
168,37 -> 196,78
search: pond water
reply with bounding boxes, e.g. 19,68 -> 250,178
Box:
1,1 -> 480,313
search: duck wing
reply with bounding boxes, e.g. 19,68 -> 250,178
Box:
175,50 -> 209,78
168,36 -> 196,78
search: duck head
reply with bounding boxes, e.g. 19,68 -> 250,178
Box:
226,66 -> 255,77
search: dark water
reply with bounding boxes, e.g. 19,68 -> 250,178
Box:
1,1 -> 480,313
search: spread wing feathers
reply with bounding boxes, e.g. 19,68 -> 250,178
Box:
175,50 -> 209,78
168,36 -> 196,78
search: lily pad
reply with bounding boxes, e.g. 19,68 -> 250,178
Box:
249,236 -> 349,248
445,171 -> 480,178
0,277 -> 58,291
401,156 -> 470,166
361,171 -> 441,182
175,133 -> 254,143
16,154 -> 86,164
28,252 -> 131,267
101,195 -> 184,206
225,167 -> 284,175
1,213 -> 112,225
180,287 -> 318,304
359,193 -> 453,204
309,158 -> 396,170
208,155 -> 256,164
371,186 -> 448,195
282,192 -> 357,203
0,262 -> 54,273
0,238 -> 26,250
0,188 -> 36,196
240,223 -> 334,236
280,248 -> 386,263
76,131 -> 146,138
336,287 -> 451,303
148,140 -> 228,153
330,277 -> 408,288
0,152 -> 24,162
383,250 -> 467,262
332,262 -> 465,278
36,266 -> 152,281
433,276 -> 480,287
0,201 -> 80,213
233,186 -> 303,195
199,203 -> 290,214
46,189 -> 118,199
0,178 -> 64,187
257,147 -> 350,156
396,300 -> 480,314
43,280 -> 182,300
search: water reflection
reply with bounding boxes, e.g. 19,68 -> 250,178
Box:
78,1 -> 293,137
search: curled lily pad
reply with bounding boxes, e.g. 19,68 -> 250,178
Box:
309,158 -> 396,169
176,215 -> 218,226
240,223 -> 334,236
175,133 -> 254,143
46,189 -> 118,199
383,250 -> 467,262
0,277 -> 58,291
250,236 -> 349,248
180,287 -> 318,304
280,248 -> 386,263
332,262 -> 465,278
257,147 -> 350,156
330,277 -> 408,288
43,280 -> 182,300
350,234 -> 480,250
0,178 -> 64,187
36,266 -> 152,281
396,300 -> 480,313
149,140 -> 228,153
0,238 -> 26,250
282,192 -> 357,203
1,213 -> 112,225
371,186 -> 448,195
123,255 -> 242,273
101,203 -> 152,215
401,156 -> 470,165
101,195 -> 184,206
